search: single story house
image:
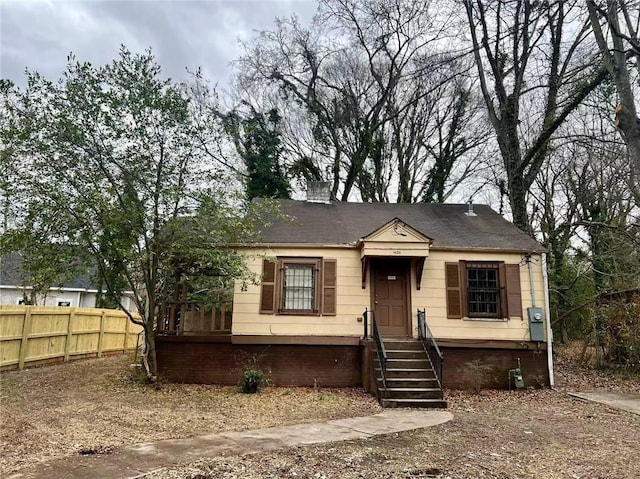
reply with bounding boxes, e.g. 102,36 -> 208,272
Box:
0,253 -> 138,311
157,184 -> 553,405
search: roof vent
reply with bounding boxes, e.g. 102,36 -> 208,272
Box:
306,181 -> 332,204
465,200 -> 477,217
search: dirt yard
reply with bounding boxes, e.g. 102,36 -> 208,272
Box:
2,346 -> 640,478
148,389 -> 640,479
0,354 -> 380,475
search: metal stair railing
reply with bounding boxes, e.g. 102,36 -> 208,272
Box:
417,308 -> 444,388
364,308 -> 388,391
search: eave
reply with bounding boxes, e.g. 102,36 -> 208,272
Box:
232,243 -> 546,254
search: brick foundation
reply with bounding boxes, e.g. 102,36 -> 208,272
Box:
156,336 -> 550,390
441,346 -> 549,389
156,336 -> 362,387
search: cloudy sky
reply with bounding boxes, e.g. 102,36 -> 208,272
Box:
1,0 -> 316,88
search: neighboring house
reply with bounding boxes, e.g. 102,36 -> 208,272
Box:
0,253 -> 138,311
156,183 -> 553,404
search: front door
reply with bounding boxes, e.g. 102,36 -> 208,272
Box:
373,259 -> 409,337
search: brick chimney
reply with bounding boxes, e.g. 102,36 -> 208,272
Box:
306,181 -> 332,203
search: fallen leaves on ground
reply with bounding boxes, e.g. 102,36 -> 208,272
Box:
553,342 -> 640,394
0,355 -> 380,475
2,344 -> 640,478
146,344 -> 640,479
147,388 -> 640,479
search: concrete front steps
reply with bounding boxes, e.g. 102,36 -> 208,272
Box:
374,339 -> 447,409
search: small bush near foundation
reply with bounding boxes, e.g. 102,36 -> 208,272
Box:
236,349 -> 270,393
241,368 -> 266,394
458,359 -> 496,392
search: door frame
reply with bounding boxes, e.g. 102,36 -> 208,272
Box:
369,258 -> 413,337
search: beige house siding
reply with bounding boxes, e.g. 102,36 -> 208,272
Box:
233,247 -> 368,337
233,247 -> 547,342
413,250 -> 545,341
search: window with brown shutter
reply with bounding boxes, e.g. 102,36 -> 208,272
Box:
259,257 -> 336,316
445,261 -> 521,320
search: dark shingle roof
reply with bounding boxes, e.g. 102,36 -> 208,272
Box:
0,252 -> 95,289
257,200 -> 544,252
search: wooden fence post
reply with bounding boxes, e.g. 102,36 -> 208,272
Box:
18,307 -> 32,370
122,314 -> 130,352
64,308 -> 76,362
97,310 -> 106,358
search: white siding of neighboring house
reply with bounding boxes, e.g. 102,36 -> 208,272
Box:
0,286 -> 138,312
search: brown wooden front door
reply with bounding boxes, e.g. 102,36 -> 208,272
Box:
373,259 -> 410,337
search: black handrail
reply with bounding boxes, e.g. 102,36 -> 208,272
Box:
363,309 -> 369,339
417,308 -> 444,387
364,308 -> 387,390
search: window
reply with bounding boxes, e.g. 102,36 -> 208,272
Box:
283,262 -> 316,310
446,261 -> 522,320
260,257 -> 337,316
466,263 -> 501,318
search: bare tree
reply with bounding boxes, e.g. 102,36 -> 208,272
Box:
531,89 -> 639,342
237,0 -> 483,203
587,0 -> 640,203
463,0 -> 608,233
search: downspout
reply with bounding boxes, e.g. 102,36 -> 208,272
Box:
541,253 -> 555,387
527,255 -> 536,307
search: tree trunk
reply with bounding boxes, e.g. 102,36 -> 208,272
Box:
496,115 -> 531,233
508,174 -> 532,235
143,320 -> 158,379
587,0 -> 640,203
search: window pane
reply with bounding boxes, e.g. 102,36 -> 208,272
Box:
467,264 -> 500,317
283,263 -> 315,310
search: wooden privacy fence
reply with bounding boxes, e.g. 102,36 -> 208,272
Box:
0,305 -> 143,371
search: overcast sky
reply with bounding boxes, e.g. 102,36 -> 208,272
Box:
1,0 -> 316,88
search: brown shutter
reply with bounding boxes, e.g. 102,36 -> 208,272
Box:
260,259 -> 277,314
322,259 -> 337,315
498,263 -> 508,318
505,263 -> 522,318
445,262 -> 463,319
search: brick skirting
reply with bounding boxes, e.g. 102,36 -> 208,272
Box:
156,336 -> 549,390
155,336 -> 362,387
441,346 -> 549,389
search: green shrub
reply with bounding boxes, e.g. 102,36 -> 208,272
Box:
241,368 -> 266,394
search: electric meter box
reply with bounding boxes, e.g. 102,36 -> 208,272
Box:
528,307 -> 545,342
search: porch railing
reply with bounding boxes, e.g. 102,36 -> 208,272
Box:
417,308 -> 444,387
364,308 -> 387,390
157,301 -> 232,335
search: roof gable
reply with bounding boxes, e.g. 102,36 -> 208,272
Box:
362,218 -> 432,244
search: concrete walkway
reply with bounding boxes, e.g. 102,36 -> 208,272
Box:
8,409 -> 453,479
569,391 -> 640,415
